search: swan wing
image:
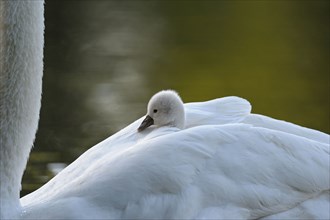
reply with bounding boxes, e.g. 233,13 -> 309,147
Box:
243,114 -> 329,144
185,96 -> 252,128
261,191 -> 329,219
21,124 -> 329,219
21,96 -> 252,201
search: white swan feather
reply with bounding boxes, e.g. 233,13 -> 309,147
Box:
21,91 -> 330,219
1,1 -> 329,219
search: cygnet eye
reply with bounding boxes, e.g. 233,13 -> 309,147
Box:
153,109 -> 158,113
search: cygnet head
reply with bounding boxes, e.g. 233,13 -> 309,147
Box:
138,90 -> 185,132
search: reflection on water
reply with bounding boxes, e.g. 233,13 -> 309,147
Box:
21,1 -> 329,196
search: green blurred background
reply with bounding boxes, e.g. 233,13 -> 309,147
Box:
21,0 -> 329,196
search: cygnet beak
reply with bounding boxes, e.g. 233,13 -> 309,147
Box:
138,115 -> 154,132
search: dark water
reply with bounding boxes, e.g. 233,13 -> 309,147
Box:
21,1 -> 329,196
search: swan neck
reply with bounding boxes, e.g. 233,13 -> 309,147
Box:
0,1 -> 44,218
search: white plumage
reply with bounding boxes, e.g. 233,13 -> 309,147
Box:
21,92 -> 329,219
1,1 -> 329,219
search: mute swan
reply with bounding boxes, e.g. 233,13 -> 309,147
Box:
138,90 -> 185,131
1,1 -> 329,219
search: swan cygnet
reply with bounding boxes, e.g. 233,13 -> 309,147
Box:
138,90 -> 185,132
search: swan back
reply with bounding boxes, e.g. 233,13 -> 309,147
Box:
19,90 -> 329,219
20,96 -> 252,208
243,114 -> 329,144
21,124 -> 329,219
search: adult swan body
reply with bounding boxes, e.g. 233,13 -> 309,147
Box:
1,1 -> 329,219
